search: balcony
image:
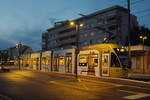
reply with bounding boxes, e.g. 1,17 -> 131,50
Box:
58,38 -> 76,45
57,31 -> 76,40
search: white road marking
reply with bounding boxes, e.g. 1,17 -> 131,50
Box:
124,93 -> 150,100
123,85 -> 150,90
118,89 -> 150,100
0,94 -> 13,100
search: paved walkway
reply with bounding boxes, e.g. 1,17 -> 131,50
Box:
128,73 -> 150,81
3,65 -> 150,82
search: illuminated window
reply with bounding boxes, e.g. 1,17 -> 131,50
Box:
79,54 -> 88,66
88,54 -> 98,67
46,57 -> 50,65
79,54 -> 98,67
59,56 -> 65,66
42,57 -> 46,65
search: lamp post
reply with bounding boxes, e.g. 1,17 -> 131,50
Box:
16,42 -> 23,70
69,21 -> 83,80
127,0 -> 131,60
139,35 -> 147,74
0,52 -> 3,69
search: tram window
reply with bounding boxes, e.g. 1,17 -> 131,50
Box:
79,55 -> 88,66
94,59 -> 98,63
59,56 -> 65,66
46,57 -> 50,65
54,57 -> 58,65
42,57 -> 46,65
111,53 -> 120,67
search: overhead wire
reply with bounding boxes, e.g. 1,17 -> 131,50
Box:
133,8 -> 150,14
131,0 -> 144,5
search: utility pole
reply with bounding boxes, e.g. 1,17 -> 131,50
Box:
128,0 -> 131,59
16,42 -> 22,70
39,50 -> 42,70
69,21 -> 83,80
75,24 -> 79,80
139,36 -> 147,74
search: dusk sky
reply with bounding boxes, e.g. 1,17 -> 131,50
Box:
0,0 -> 149,51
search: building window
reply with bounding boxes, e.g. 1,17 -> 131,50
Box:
107,16 -> 116,22
108,25 -> 117,31
59,27 -> 75,34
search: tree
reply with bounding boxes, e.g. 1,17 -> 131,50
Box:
130,25 -> 150,46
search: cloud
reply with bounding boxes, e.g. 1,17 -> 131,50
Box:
0,13 -> 47,51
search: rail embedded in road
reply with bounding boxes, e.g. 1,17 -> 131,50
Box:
0,94 -> 13,100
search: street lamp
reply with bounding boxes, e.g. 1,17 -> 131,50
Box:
69,21 -> 83,80
0,52 -> 4,69
139,35 -> 147,74
16,42 -> 23,70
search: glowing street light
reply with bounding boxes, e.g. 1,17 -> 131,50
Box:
70,21 -> 75,26
79,23 -> 84,27
139,35 -> 147,40
69,21 -> 84,80
69,21 -> 84,28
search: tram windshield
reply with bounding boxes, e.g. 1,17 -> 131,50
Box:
114,48 -> 131,68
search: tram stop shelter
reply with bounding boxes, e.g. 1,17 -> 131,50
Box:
129,45 -> 150,74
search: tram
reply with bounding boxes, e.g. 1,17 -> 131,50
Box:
52,49 -> 75,73
78,43 -> 131,77
41,51 -> 51,72
22,43 -> 131,78
30,53 -> 40,70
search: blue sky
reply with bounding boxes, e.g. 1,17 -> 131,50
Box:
0,0 -> 149,51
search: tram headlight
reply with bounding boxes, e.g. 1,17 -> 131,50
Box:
120,49 -> 125,52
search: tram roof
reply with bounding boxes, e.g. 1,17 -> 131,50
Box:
80,43 -> 121,50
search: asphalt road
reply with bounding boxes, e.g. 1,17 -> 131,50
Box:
0,68 -> 150,100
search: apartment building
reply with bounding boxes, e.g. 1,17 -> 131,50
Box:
42,5 -> 138,51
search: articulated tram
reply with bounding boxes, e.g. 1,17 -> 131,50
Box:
78,43 -> 130,77
22,43 -> 131,78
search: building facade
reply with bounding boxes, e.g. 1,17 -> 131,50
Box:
130,45 -> 150,74
42,5 -> 138,51
0,50 -> 8,65
7,45 -> 33,60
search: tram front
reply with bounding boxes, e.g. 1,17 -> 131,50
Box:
114,48 -> 131,77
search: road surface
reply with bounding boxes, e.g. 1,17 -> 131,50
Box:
0,68 -> 150,100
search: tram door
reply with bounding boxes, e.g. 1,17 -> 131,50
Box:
102,53 -> 109,76
35,58 -> 39,70
88,54 -> 98,76
54,56 -> 59,71
66,56 -> 72,73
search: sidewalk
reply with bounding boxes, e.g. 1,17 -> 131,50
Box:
3,65 -> 150,85
29,69 -> 150,86
128,73 -> 150,82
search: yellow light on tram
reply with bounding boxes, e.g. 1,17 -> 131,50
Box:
120,49 -> 125,52
139,35 -> 143,39
104,37 -> 107,41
